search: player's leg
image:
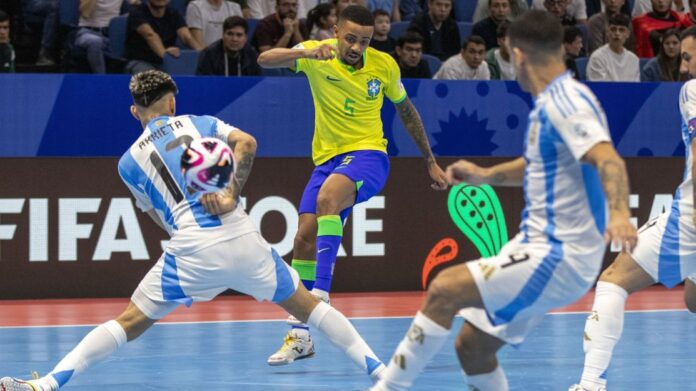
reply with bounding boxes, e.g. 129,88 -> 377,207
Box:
455,322 -> 508,391
574,252 -> 656,391
371,263 -> 485,391
684,275 -> 696,313
0,300 -> 169,391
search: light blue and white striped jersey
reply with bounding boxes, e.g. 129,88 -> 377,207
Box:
675,80 -> 696,222
118,114 -> 257,255
520,72 -> 610,249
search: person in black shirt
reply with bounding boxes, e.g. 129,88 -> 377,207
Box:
0,10 -> 14,72
196,16 -> 261,76
407,0 -> 460,61
124,0 -> 203,74
563,25 -> 583,79
392,30 -> 431,78
370,9 -> 396,52
472,0 -> 511,50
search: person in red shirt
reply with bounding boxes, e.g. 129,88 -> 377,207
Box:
682,0 -> 696,26
633,0 -> 686,57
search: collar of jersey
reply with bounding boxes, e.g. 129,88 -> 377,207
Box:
540,70 -> 572,97
145,115 -> 171,130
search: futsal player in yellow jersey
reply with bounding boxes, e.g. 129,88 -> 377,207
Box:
258,5 -> 448,366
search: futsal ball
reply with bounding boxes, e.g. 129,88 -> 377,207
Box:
181,137 -> 235,193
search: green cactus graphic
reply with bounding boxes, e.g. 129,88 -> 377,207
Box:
447,183 -> 508,258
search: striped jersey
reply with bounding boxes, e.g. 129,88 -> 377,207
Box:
118,114 -> 257,255
521,72 -> 611,249
675,79 -> 696,223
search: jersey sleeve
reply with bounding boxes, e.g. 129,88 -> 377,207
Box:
548,89 -> 611,161
118,155 -> 153,212
212,117 -> 240,142
680,81 -> 696,139
384,55 -> 407,103
293,40 -> 319,73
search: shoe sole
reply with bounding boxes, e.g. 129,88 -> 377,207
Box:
267,351 -> 316,366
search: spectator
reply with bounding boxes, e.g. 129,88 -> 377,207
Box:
124,0 -> 203,74
540,0 -> 583,25
633,0 -> 685,57
588,13 -> 640,81
473,0 -> 528,23
0,10 -> 15,72
196,15 -> 261,75
472,0 -> 511,49
23,0 -> 59,65
306,3 -> 336,40
563,25 -> 583,78
587,0 -> 636,54
252,0 -> 308,52
433,35 -> 490,80
633,0 -> 686,16
370,8 -> 396,52
393,30 -> 430,77
641,28 -> 681,80
682,0 -> 696,26
232,0 -> 252,18
408,0 -> 460,60
585,0 -> 631,17
534,0 -> 588,23
400,0 -> 423,21
248,0 -> 276,19
486,20 -> 515,80
368,0 -> 400,21
186,0 -> 243,48
75,0 -> 126,74
335,0 -> 364,14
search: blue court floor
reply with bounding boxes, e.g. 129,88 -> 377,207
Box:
1,311 -> 694,390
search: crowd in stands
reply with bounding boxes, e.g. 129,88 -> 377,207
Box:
0,0 -> 692,82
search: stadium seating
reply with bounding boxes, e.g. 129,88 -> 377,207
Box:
162,50 -> 200,75
59,0 -> 80,27
389,21 -> 410,41
108,15 -> 128,59
575,56 -> 587,80
454,0 -> 477,22
247,19 -> 259,41
422,53 -> 442,74
458,22 -> 473,41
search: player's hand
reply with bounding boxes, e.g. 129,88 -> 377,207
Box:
604,215 -> 637,253
446,159 -> 488,185
308,44 -> 335,60
427,161 -> 448,190
164,47 -> 180,58
200,189 -> 237,215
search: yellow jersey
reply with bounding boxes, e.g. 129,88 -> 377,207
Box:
294,39 -> 407,165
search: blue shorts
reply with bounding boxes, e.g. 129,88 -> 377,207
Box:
299,150 -> 389,219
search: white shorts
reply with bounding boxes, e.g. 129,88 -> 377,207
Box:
632,211 -> 696,288
460,233 -> 605,345
132,231 -> 300,319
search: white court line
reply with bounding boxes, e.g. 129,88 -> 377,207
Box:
0,309 -> 689,330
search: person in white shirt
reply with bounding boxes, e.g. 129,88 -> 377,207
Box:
433,35 -> 490,80
248,0 -> 276,18
587,13 -> 640,81
533,0 -> 588,23
186,0 -> 244,47
76,0 -> 134,73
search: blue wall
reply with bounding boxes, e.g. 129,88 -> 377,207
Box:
0,74 -> 683,157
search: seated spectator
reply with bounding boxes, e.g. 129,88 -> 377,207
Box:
196,15 -> 261,76
633,0 -> 685,57
587,0 -> 636,54
486,20 -> 515,80
408,0 -> 460,60
335,0 -> 363,14
252,0 -> 308,52
368,0 -> 400,21
399,0 -> 423,21
75,0 -> 127,74
585,0 -> 632,18
472,0 -> 511,49
588,13 -> 640,80
124,0 -> 203,74
474,0 -> 528,22
534,0 -> 588,23
434,35 -> 490,80
24,0 -> 59,65
370,9 -> 396,52
306,3 -> 336,40
682,0 -> 696,26
633,0 -> 686,16
0,10 -> 15,72
642,28 -> 680,80
393,30 -> 430,77
248,0 -> 276,19
563,25 -> 583,78
186,0 -> 243,48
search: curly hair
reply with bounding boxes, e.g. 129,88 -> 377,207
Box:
129,70 -> 178,108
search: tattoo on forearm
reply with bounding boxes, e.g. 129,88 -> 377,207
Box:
396,98 -> 433,160
232,151 -> 255,199
599,159 -> 630,212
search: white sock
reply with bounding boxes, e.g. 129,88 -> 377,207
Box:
40,320 -> 127,389
310,288 -> 330,303
580,281 -> 628,390
307,301 -> 383,377
372,312 -> 451,391
467,365 -> 509,391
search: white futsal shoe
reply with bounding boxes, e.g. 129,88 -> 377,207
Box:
568,385 -> 606,391
267,330 -> 316,365
0,372 -> 45,391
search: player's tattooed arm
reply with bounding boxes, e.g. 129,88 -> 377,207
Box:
227,131 -> 257,200
691,137 -> 696,227
395,97 -> 448,189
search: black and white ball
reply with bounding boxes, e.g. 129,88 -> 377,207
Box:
181,137 -> 235,194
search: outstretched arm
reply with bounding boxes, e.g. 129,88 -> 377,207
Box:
257,44 -> 335,68
394,97 -> 448,190
446,157 -> 526,187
